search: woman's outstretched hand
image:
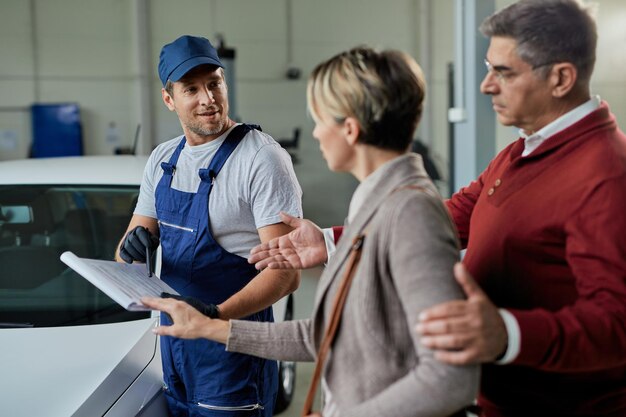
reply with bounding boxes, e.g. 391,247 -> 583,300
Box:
141,296 -> 230,343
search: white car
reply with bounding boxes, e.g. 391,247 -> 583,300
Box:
0,155 -> 295,417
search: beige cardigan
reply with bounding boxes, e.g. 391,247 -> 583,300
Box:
228,154 -> 479,417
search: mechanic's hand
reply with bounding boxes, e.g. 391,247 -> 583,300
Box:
415,263 -> 508,365
160,292 -> 220,319
141,296 -> 229,342
119,225 -> 159,264
248,212 -> 327,270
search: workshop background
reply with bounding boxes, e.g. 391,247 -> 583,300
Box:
0,0 -> 624,227
0,1 -> 624,415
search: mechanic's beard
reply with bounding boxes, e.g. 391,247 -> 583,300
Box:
185,117 -> 227,137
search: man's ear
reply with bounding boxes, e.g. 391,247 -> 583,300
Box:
162,88 -> 176,111
343,117 -> 361,146
550,63 -> 578,98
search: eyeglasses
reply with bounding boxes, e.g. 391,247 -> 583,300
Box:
484,58 -> 554,84
484,59 -> 508,84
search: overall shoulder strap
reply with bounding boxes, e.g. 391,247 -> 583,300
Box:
160,137 -> 187,175
159,137 -> 187,187
198,124 -> 259,183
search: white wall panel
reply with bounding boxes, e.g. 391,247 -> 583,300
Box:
1,0 -> 623,223
0,1 -> 33,77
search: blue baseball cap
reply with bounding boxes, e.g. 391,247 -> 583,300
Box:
158,35 -> 223,86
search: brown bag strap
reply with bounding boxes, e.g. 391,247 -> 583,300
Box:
301,235 -> 365,417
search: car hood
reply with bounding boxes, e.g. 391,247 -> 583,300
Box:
0,318 -> 159,417
0,155 -> 148,185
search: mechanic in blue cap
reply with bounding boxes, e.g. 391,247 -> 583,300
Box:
116,35 -> 302,416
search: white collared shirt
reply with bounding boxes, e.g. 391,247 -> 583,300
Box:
520,95 -> 601,157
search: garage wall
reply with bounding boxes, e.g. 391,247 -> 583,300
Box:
0,0 -> 136,160
0,0 -> 623,223
591,1 -> 626,139
0,0 -> 428,225
146,0 -> 426,224
0,0 -> 35,161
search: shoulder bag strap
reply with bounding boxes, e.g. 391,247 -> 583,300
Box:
301,234 -> 365,417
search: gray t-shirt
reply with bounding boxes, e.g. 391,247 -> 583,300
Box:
135,124 -> 303,258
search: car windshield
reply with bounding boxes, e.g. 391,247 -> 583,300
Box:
0,184 -> 150,327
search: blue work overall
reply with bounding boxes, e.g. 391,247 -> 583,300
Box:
155,124 -> 278,417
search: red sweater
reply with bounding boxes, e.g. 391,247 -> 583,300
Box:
447,102 -> 626,416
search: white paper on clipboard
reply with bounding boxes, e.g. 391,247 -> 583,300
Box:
60,251 -> 178,311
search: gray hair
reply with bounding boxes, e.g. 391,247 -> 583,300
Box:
307,46 -> 426,152
480,0 -> 597,82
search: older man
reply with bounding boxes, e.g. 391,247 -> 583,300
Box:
416,1 -> 626,415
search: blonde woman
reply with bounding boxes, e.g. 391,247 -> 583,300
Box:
143,46 -> 478,417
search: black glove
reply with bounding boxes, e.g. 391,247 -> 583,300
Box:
119,225 -> 159,264
161,292 -> 220,319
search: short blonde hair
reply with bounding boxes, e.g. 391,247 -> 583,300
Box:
307,46 -> 425,151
